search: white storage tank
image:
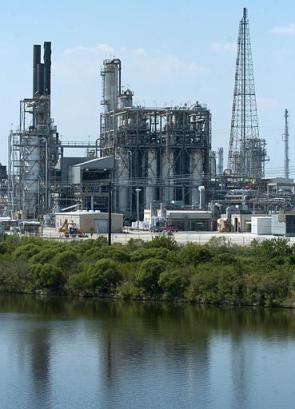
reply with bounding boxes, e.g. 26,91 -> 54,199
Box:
251,216 -> 272,235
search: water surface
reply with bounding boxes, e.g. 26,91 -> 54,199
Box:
1,295 -> 295,409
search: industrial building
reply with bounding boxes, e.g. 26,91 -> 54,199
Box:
55,211 -> 123,234
7,43 -> 211,223
99,58 -> 211,219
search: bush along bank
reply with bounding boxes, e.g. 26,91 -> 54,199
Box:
1,235 -> 295,307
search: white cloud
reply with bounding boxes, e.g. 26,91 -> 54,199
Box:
272,23 -> 295,36
51,44 -> 205,140
53,43 -> 204,82
210,42 -> 236,55
257,97 -> 280,111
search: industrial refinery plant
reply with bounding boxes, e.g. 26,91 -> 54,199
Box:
2,8 -> 295,236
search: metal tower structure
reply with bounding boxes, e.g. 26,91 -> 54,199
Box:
227,8 -> 267,178
283,109 -> 290,180
8,42 -> 60,219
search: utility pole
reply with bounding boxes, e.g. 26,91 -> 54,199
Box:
283,109 -> 290,180
108,180 -> 112,245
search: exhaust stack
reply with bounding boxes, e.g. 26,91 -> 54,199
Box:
32,42 -> 51,97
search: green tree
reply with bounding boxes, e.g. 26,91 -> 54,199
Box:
69,259 -> 122,295
136,259 -> 166,296
30,263 -> 64,289
53,250 -> 79,275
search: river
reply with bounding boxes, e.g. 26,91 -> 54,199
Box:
0,295 -> 295,409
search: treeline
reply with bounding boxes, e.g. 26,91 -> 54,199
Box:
0,235 -> 295,307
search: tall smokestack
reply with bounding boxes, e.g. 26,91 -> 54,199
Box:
36,63 -> 45,95
43,41 -> 51,95
33,45 -> 41,96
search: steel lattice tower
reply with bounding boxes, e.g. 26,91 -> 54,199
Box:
227,8 -> 267,178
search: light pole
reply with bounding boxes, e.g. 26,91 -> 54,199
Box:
135,188 -> 141,230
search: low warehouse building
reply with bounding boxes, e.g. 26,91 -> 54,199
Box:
165,210 -> 213,231
55,211 -> 123,234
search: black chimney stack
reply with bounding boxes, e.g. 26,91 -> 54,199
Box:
36,63 -> 45,95
33,45 -> 41,96
43,41 -> 51,95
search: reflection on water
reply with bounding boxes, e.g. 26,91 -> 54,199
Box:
1,295 -> 295,409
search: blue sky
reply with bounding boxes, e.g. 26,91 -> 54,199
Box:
1,0 -> 295,176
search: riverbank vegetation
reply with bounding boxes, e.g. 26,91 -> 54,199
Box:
0,235 -> 295,307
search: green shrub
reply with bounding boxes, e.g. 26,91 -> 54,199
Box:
95,236 -> 108,247
178,244 -> 212,265
0,260 -> 30,292
187,268 -> 220,304
30,263 -> 64,289
244,270 -> 292,306
68,271 -> 90,291
159,269 -> 189,298
13,243 -> 42,260
131,247 -> 171,262
116,281 -> 142,300
69,259 -> 122,295
31,248 -> 59,264
83,245 -> 130,264
144,236 -> 178,251
136,259 -> 166,296
217,266 -> 244,304
127,238 -> 145,251
0,242 -> 10,255
88,259 -> 122,294
53,250 -> 79,274
206,236 -> 229,251
250,238 -> 291,263
213,252 -> 238,265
